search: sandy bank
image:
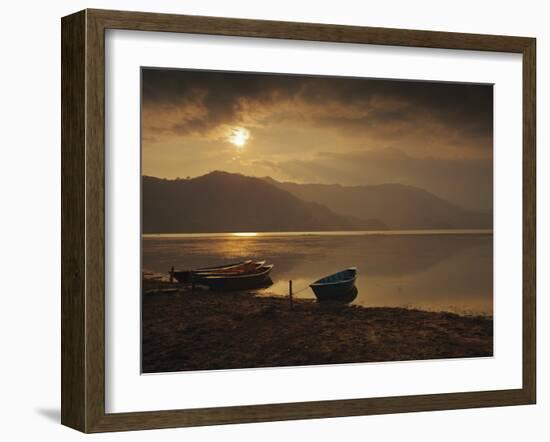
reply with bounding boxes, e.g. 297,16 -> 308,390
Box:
142,286 -> 493,373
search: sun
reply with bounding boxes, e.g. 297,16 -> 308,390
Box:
227,127 -> 250,149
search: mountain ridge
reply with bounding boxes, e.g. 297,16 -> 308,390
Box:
142,171 -> 386,234
142,171 -> 491,233
262,176 -> 492,230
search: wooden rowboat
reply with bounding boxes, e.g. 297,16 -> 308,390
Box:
310,267 -> 357,301
197,264 -> 274,291
198,260 -> 266,276
172,260 -> 255,283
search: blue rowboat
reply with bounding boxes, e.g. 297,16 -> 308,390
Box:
310,267 -> 358,301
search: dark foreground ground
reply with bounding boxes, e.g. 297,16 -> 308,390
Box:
142,286 -> 493,373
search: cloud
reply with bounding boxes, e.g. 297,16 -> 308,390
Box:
142,69 -> 493,157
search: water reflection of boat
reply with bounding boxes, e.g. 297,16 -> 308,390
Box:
310,267 -> 358,302
197,264 -> 274,291
172,260 -> 264,283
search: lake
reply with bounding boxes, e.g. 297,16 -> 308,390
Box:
142,231 -> 493,316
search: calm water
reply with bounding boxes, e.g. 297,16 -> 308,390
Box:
142,231 -> 493,315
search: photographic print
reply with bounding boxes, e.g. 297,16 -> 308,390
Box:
141,68 -> 493,374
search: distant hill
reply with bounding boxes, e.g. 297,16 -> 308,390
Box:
263,177 -> 492,230
142,172 -> 386,233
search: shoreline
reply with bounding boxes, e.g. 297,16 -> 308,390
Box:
142,285 -> 493,373
143,228 -> 493,239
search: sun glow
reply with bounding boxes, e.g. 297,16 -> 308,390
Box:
232,232 -> 258,237
228,127 -> 250,149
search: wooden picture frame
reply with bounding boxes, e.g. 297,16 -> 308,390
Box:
61,8 -> 536,433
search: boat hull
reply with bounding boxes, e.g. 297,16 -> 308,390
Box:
172,260 -> 254,283
197,265 -> 274,291
310,280 -> 357,301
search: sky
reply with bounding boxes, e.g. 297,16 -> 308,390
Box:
141,68 -> 493,210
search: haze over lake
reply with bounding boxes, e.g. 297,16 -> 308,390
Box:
143,230 -> 493,316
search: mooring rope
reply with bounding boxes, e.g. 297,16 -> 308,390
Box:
291,285 -> 310,295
